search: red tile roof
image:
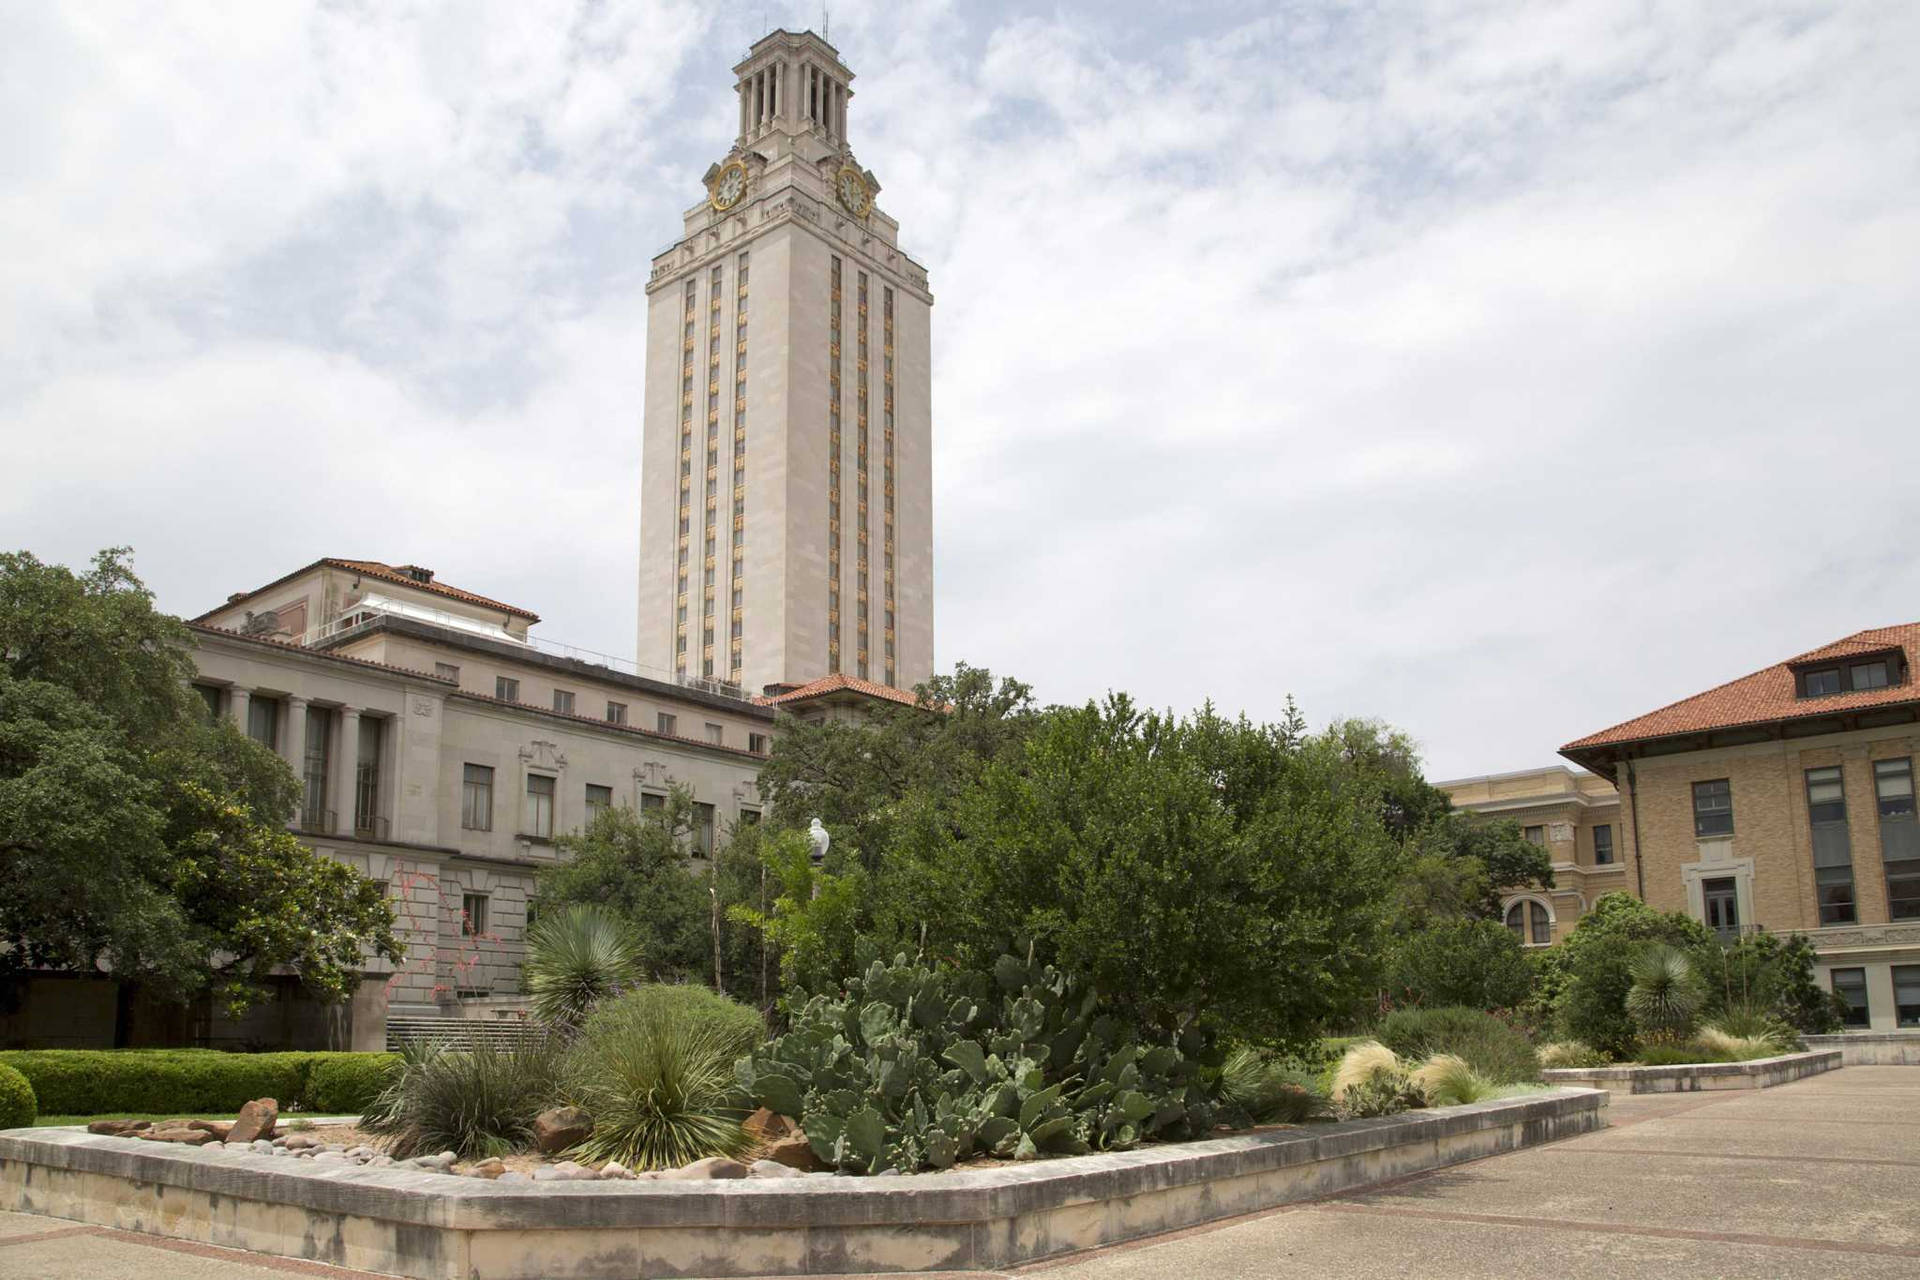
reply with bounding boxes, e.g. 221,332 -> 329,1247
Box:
194,558 -> 540,624
756,673 -> 923,708
1562,623 -> 1920,753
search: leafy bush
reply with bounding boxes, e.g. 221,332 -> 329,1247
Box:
1384,920 -> 1535,1011
0,1062 -> 36,1128
1373,1007 -> 1539,1085
363,1042 -> 559,1159
1633,1041 -> 1731,1066
1556,894 -> 1715,1057
1409,1053 -> 1498,1107
304,1054 -> 401,1115
1329,1042 -> 1422,1119
1537,1041 -> 1609,1069
525,905 -> 643,1032
738,952 -> 1217,1173
1694,933 -> 1840,1034
586,984 -> 764,1060
1626,944 -> 1706,1043
1218,1047 -> 1324,1124
0,1050 -> 311,1114
564,1009 -> 753,1169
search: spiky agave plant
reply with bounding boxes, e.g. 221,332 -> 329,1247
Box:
1219,1046 -> 1325,1124
1626,943 -> 1706,1043
379,1041 -> 562,1159
564,1015 -> 752,1170
525,905 -> 643,1033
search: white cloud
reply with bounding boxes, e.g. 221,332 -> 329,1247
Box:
4,0 -> 1918,779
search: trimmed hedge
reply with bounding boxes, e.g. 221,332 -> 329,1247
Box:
305,1053 -> 401,1114
0,1050 -> 398,1116
0,1062 -> 35,1129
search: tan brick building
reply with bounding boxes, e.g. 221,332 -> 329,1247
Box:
1563,625 -> 1920,1032
1437,767 -> 1631,946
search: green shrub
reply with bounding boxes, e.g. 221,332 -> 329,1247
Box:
1384,920 -> 1535,1011
1538,1041 -> 1609,1069
362,1042 -> 560,1159
0,1062 -> 36,1129
1634,1041 -> 1730,1066
1218,1047 -> 1325,1124
564,1010 -> 752,1169
1694,933 -> 1840,1034
1556,894 -> 1715,1057
0,1050 -> 313,1115
739,952 -> 1217,1174
586,984 -> 763,1060
525,905 -> 643,1032
304,1054 -> 402,1115
1373,1007 -> 1539,1084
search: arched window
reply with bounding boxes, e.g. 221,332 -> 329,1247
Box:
1505,899 -> 1552,946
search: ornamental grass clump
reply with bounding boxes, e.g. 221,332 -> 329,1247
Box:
1219,1046 -> 1325,1124
1329,1042 -> 1423,1119
363,1040 -> 560,1159
1409,1053 -> 1499,1107
1537,1041 -> 1609,1070
1692,1027 -> 1787,1062
563,1012 -> 754,1170
1702,1001 -> 1801,1053
1373,1006 -> 1540,1085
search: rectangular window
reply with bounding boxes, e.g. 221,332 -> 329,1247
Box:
739,808 -> 761,826
606,701 -> 628,725
1876,757 -> 1920,920
1805,765 -> 1855,925
1897,964 -> 1920,1029
1805,668 -> 1842,696
434,662 -> 460,682
1523,825 -> 1545,846
640,792 -> 665,814
1692,779 -> 1734,837
553,689 -> 575,715
1702,876 -> 1740,936
1852,661 -> 1890,690
302,708 -> 333,832
246,697 -> 280,750
194,684 -> 223,721
1592,824 -> 1614,865
525,773 -> 555,839
354,715 -> 383,837
1830,967 -> 1870,1029
461,893 -> 489,938
749,732 -> 769,755
692,801 -> 715,858
461,764 -> 494,831
584,784 -> 612,822
496,676 -> 520,702
657,712 -> 678,736
705,722 -> 724,745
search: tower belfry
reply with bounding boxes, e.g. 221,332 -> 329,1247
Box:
636,30 -> 934,697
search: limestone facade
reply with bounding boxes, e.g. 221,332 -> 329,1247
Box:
1438,766 -> 1631,945
636,29 -> 935,699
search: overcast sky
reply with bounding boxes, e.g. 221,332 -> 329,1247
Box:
5,1 -> 1917,779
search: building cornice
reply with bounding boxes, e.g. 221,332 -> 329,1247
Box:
190,624 -> 456,687
449,691 -> 769,766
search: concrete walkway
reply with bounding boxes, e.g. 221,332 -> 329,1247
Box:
2,1067 -> 1915,1278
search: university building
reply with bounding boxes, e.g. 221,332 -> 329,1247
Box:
1436,767 -> 1629,946
3,31 -> 937,1052
1561,625 -> 1920,1032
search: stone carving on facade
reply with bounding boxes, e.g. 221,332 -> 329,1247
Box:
411,697 -> 434,718
518,740 -> 567,770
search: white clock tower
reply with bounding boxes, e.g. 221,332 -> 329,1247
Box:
636,29 -> 934,697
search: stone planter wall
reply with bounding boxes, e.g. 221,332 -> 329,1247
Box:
1541,1049 -> 1840,1095
0,1088 -> 1604,1280
1804,1032 -> 1920,1066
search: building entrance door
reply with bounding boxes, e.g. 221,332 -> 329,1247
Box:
1703,876 -> 1740,937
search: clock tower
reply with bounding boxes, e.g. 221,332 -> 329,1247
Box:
637,29 -> 934,698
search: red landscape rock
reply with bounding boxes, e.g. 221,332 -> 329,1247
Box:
227,1098 -> 279,1144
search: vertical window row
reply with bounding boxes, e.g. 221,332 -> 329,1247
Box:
1876,758 -> 1919,919
855,270 -> 870,679
827,256 -> 842,673
1805,766 -> 1855,925
703,263 -> 723,679
676,279 -> 696,675
882,286 -> 897,686
730,252 -> 748,684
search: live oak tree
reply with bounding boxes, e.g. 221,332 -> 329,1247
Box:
0,549 -> 401,1020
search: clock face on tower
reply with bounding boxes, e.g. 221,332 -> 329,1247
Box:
709,159 -> 748,212
834,165 -> 873,217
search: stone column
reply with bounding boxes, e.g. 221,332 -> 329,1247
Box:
227,686 -> 251,736
283,697 -> 308,773
335,707 -> 361,835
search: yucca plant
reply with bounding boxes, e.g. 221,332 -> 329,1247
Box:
1410,1053 -> 1499,1107
359,1038 -> 443,1135
1219,1046 -> 1325,1124
376,1041 -> 561,1159
526,905 -> 644,1033
564,1012 -> 752,1170
1626,943 -> 1705,1043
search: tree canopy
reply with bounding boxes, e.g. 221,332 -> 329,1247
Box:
0,549 -> 401,1014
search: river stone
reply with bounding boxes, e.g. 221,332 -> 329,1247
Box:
533,1106 -> 594,1155
86,1119 -> 151,1137
597,1162 -> 636,1180
498,1171 -> 530,1183
467,1158 -> 508,1180
749,1159 -> 803,1178
666,1156 -> 751,1180
227,1099 -> 279,1144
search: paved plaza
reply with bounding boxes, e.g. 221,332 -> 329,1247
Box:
2,1067 -> 1915,1279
